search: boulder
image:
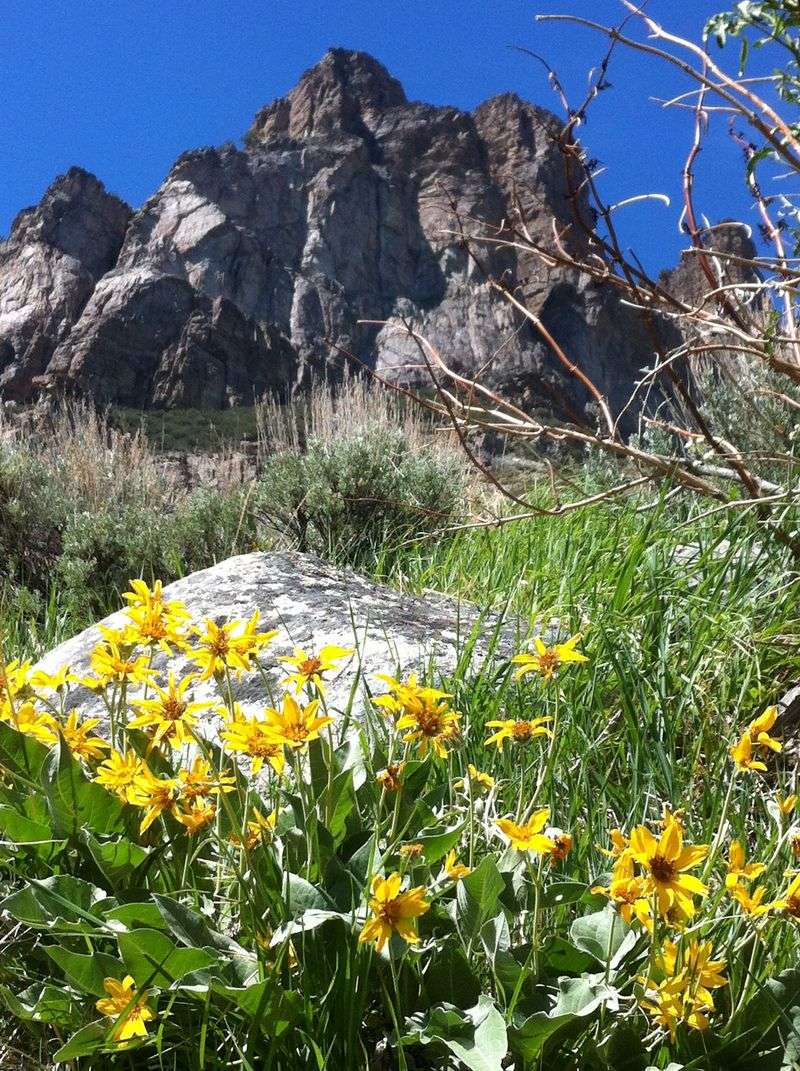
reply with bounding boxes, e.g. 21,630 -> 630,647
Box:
32,551 -> 525,734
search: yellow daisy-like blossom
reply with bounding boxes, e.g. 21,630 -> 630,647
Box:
730,732 -> 767,773
592,853 -> 652,928
512,634 -> 587,682
85,635 -> 156,691
175,798 -> 217,835
770,872 -> 800,919
10,702 -> 59,745
598,828 -> 629,859
60,712 -> 110,762
629,815 -> 708,918
397,701 -> 461,760
730,883 -> 774,917
0,658 -> 31,701
94,750 -> 145,802
220,705 -> 287,775
641,940 -> 726,1038
376,762 -> 405,793
484,717 -> 552,751
122,579 -> 189,650
777,793 -> 798,817
359,873 -> 430,951
454,763 -> 495,795
29,665 -> 78,693
262,693 -> 334,750
96,975 -> 154,1041
748,706 -> 782,753
443,849 -> 471,882
188,613 -> 278,681
128,767 -> 180,833
372,674 -> 451,721
280,645 -> 353,694
497,809 -> 554,855
127,673 -> 212,750
725,840 -> 766,890
230,809 -> 277,850
177,756 -> 235,800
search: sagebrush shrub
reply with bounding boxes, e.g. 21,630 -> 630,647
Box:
256,422 -> 467,567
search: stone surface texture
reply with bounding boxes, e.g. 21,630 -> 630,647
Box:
33,551 -> 523,734
1,49 -> 701,426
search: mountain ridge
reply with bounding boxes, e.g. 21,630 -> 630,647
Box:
0,48 -> 732,425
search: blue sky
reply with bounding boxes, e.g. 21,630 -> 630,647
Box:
2,0 -> 764,272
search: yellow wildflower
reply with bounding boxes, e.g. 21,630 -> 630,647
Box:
128,767 -> 180,833
230,809 -> 277,850
443,849 -> 471,882
280,645 -> 353,694
730,732 -> 767,773
121,579 -> 189,654
770,872 -> 800,918
175,798 -> 216,835
731,883 -> 774,917
548,828 -> 573,866
748,706 -> 782,753
262,693 -> 334,749
497,809 -> 554,855
188,613 -> 278,681
95,750 -> 145,802
177,756 -> 235,799
778,793 -> 798,817
60,712 -> 110,762
725,840 -> 766,890
29,665 -> 78,693
96,975 -> 154,1041
454,763 -> 495,795
484,717 -> 552,751
220,708 -> 287,776
592,853 -> 651,928
629,815 -> 708,918
359,873 -> 430,951
399,842 -> 424,859
127,673 -> 212,750
512,634 -> 587,682
85,637 -> 156,690
10,702 -> 58,745
376,762 -> 404,793
372,674 -> 450,720
598,828 -> 629,858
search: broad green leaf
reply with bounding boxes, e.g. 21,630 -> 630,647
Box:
415,822 -> 465,865
43,736 -> 124,838
456,857 -> 504,948
542,936 -> 595,977
569,905 -> 632,964
719,968 -> 800,1066
45,947 -> 124,997
84,833 -> 149,887
437,996 -> 508,1071
118,928 -> 219,986
211,980 -> 302,1035
271,909 -> 349,944
153,894 -> 250,958
508,1011 -> 576,1063
53,1021 -> 130,1062
0,982 -> 80,1025
103,901 -> 168,931
283,872 -> 334,915
541,880 -> 587,909
0,875 -> 107,929
0,804 -> 65,861
0,720 -> 50,780
552,974 -> 618,1017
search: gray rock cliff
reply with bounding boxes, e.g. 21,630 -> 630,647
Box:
1,49 -> 685,425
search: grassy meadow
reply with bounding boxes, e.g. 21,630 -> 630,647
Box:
0,397 -> 799,1069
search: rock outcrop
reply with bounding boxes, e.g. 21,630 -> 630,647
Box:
1,49 -> 680,425
32,550 -> 526,728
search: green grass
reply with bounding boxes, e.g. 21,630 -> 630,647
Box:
111,406 -> 260,453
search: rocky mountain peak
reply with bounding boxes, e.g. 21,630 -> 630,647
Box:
245,48 -> 407,144
4,167 -> 131,275
1,50 -> 687,426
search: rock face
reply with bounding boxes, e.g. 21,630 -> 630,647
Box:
1,49 -> 679,425
32,551 -> 523,730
